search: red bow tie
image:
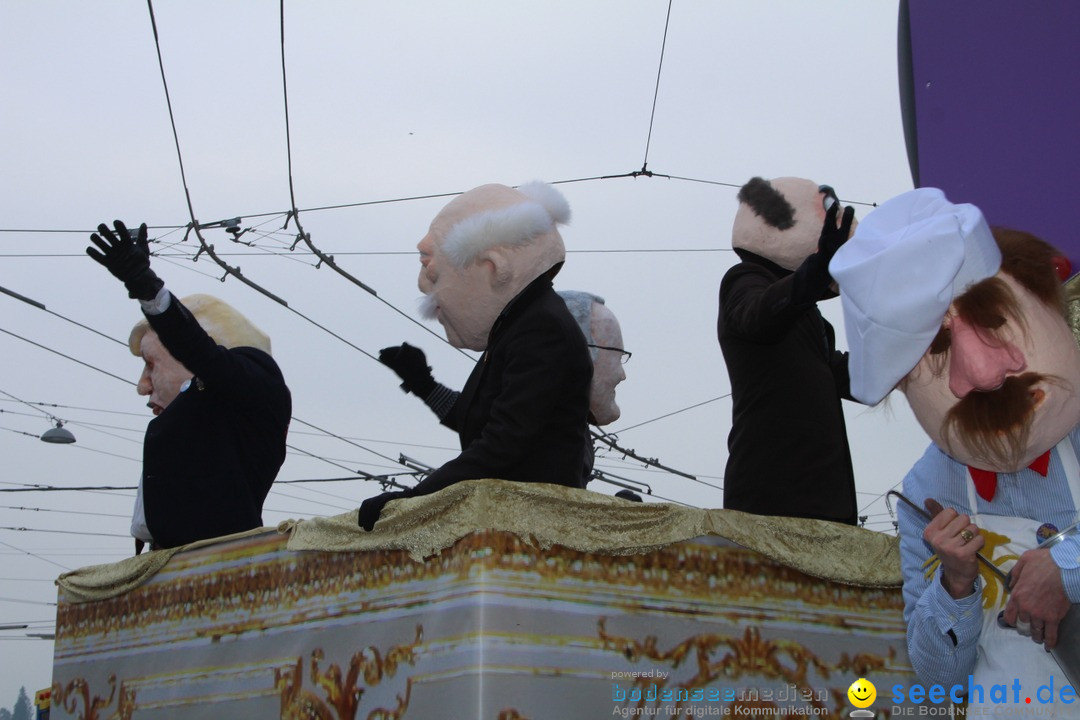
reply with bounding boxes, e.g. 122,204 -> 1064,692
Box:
967,450 -> 1052,501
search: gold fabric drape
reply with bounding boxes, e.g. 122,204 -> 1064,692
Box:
58,479 -> 901,603
284,479 -> 901,587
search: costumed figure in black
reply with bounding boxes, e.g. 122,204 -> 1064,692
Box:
366,182 -> 592,530
87,220 -> 291,551
717,177 -> 858,525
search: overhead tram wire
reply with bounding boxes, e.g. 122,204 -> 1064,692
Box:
0,388 -> 139,461
0,425 -> 48,441
589,428 -> 697,481
1,365 -> 403,520
264,485 -> 354,513
0,389 -> 59,424
0,473 -> 419,495
146,0 -> 464,416
0,327 -> 134,386
146,0 -> 387,386
0,278 -> 439,495
0,176 -> 878,250
286,427 -> 457,454
640,0 -> 673,175
274,1 -> 711,499
0,244 -> 735,260
1,505 -> 130,519
289,416 -> 411,467
0,285 -> 127,347
0,482 -> 136,493
0,283 -> 428,477
861,478 -> 906,518
0,596 -> 57,608
285,443 -> 410,492
611,393 -> 730,434
0,526 -> 129,539
0,405 -> 144,445
132,3 -> 860,510
1,423 -> 140,463
275,0 -> 470,358
278,0 -> 369,299
0,537 -> 70,572
145,0 -> 286,308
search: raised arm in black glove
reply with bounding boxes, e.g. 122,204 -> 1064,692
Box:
791,201 -> 855,305
86,220 -> 164,301
378,343 -> 436,397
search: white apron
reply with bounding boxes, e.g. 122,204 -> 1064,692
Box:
968,439 -> 1080,718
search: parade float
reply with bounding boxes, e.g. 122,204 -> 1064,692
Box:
50,480 -> 915,719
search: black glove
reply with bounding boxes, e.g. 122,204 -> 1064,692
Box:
792,202 -> 855,305
357,490 -> 407,531
378,343 -> 436,397
86,220 -> 164,301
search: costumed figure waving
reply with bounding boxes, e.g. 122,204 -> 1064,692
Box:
717,176 -> 859,525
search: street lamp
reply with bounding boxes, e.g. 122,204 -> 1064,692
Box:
40,420 -> 75,444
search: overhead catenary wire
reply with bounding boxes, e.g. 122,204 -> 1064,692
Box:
0,5 -> 928,658
0,424 -> 140,463
145,0 -> 290,309
0,537 -> 70,571
0,526 -> 129,539
0,284 -> 127,347
611,393 -> 730,434
0,338 -> 440,490
0,390 -> 58,424
0,175 -> 880,245
590,428 -> 697,480
0,409 -> 146,448
0,7 -> 902,605
0,244 -> 737,260
1,505 -> 130,519
858,477 -> 905,517
0,596 -> 57,608
285,443 -> 409,491
275,1 -> 470,358
0,472 -> 422,495
143,0 -> 433,499
0,327 -> 134,386
0,284 -> 445,473
640,0 -> 673,174
0,392 -> 145,458
272,3 -> 703,491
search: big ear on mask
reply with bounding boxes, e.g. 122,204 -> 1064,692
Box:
478,246 -> 514,288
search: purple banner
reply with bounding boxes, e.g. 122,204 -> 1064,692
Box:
900,0 -> 1080,269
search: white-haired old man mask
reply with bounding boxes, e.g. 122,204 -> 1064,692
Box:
418,182 -> 569,351
558,291 -> 627,426
369,181 -> 592,531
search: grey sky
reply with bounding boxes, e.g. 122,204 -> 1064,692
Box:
0,1 -> 927,704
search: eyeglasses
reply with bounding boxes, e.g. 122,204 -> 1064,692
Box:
587,344 -> 631,365
818,184 -> 839,212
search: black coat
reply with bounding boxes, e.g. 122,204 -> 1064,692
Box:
717,251 -> 857,525
414,274 -> 593,495
142,297 -> 291,548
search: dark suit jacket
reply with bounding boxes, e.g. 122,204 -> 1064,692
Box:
412,274 -> 593,495
142,296 -> 291,548
717,250 -> 857,525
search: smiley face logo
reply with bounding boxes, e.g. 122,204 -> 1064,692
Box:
847,678 -> 876,708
